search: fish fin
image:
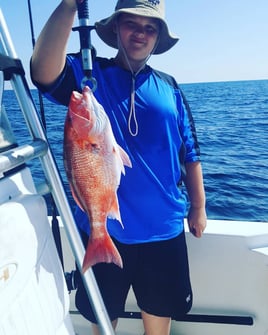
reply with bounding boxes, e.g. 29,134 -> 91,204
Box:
82,233 -> 123,273
118,145 -> 132,169
69,184 -> 85,212
108,195 -> 124,229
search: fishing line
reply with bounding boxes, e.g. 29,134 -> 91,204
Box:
27,0 -> 46,129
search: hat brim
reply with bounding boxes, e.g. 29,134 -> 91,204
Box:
95,9 -> 179,54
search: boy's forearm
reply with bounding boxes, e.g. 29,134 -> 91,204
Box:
184,161 -> 206,208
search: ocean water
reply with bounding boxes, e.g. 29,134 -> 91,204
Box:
2,79 -> 268,222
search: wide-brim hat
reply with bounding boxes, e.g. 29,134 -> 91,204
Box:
95,0 -> 179,54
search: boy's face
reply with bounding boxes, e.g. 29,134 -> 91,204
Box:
116,13 -> 160,63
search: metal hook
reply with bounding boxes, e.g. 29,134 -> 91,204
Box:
73,0 -> 97,91
81,74 -> 97,92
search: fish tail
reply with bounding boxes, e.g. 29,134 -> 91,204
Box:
82,234 -> 123,273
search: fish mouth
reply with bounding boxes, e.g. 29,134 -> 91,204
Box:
82,86 -> 91,94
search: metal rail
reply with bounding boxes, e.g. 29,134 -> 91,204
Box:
0,139 -> 47,177
0,9 -> 115,335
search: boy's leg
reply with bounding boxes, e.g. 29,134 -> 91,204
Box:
91,319 -> 118,335
142,311 -> 171,335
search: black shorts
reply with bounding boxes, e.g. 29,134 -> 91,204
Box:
75,231 -> 192,323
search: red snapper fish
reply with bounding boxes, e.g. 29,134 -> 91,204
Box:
64,86 -> 131,273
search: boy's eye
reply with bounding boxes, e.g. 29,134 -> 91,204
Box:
121,21 -> 158,36
144,26 -> 158,35
124,21 -> 137,30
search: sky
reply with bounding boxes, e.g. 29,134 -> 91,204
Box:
0,0 -> 268,87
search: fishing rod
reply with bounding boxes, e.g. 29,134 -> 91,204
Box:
73,0 -> 97,90
27,0 -> 46,129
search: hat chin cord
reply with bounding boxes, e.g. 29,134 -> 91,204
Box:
116,30 -> 159,136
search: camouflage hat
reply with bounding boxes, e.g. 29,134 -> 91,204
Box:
95,0 -> 179,54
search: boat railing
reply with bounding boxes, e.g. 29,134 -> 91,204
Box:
0,9 -> 115,335
0,139 -> 47,176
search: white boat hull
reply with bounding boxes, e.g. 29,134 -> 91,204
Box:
0,168 -> 75,335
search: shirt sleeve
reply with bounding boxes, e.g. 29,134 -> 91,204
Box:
176,88 -> 201,163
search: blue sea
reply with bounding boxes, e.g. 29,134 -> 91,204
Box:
2,79 -> 268,222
